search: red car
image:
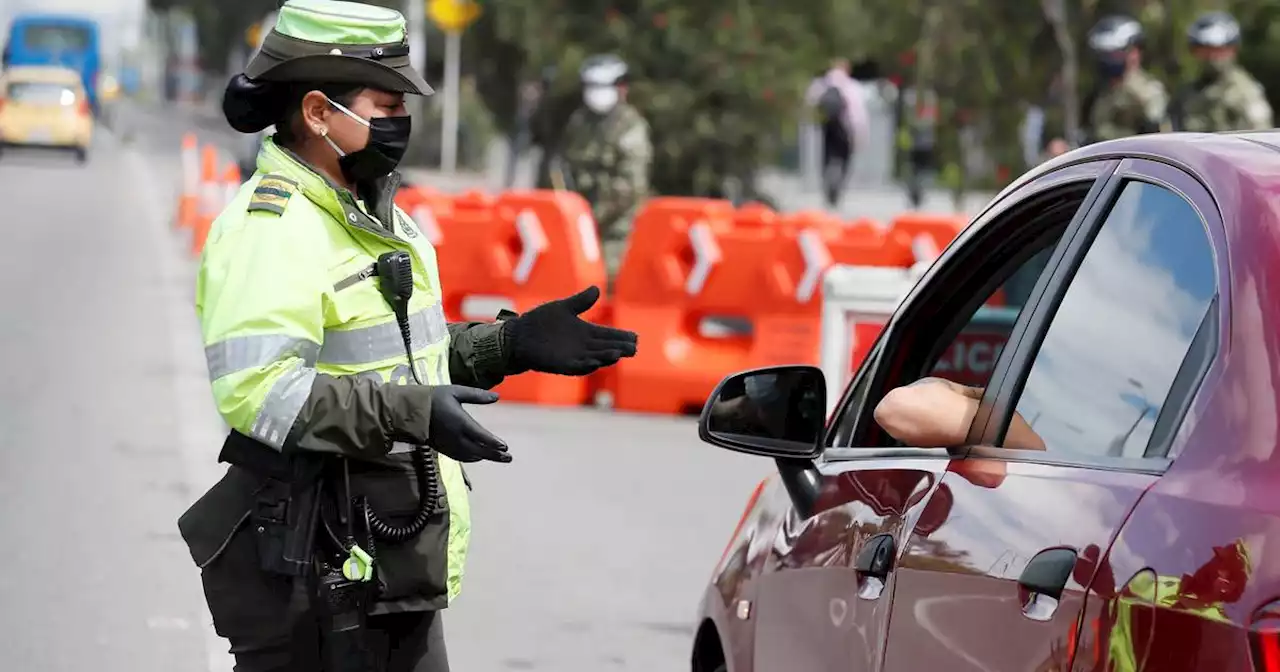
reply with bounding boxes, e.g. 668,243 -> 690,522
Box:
691,132 -> 1280,672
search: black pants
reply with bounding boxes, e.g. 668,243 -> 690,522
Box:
905,146 -> 934,209
201,510 -> 449,672
226,610 -> 449,672
821,122 -> 853,208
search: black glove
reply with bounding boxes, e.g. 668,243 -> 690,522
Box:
503,286 -> 638,376
421,386 -> 511,463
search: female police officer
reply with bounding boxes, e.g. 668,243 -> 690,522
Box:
177,2 -> 637,670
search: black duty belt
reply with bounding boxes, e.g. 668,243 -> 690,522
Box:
220,429 -> 294,480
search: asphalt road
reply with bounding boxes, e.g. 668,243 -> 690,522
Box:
0,106 -> 773,671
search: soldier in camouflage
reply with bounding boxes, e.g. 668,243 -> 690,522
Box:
558,54 -> 652,285
1082,15 -> 1170,144
1176,11 -> 1272,133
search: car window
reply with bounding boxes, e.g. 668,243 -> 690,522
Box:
827,181 -> 1092,450
827,336 -> 884,448
22,25 -> 92,51
7,81 -> 77,106
926,245 -> 1056,388
1004,181 -> 1216,459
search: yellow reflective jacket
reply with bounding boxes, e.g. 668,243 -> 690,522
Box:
196,136 -> 509,610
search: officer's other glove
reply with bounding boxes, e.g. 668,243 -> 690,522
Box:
429,386 -> 512,463
387,384 -> 511,463
503,286 -> 638,376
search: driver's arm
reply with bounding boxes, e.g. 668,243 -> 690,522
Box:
873,377 -> 1045,450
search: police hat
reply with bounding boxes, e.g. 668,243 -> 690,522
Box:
244,0 -> 433,96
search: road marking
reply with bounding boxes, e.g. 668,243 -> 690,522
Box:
124,133 -> 234,672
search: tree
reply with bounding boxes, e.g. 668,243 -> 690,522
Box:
469,0 -> 860,198
167,0 -> 1280,191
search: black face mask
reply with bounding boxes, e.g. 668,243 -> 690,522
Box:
1097,55 -> 1127,80
325,99 -> 412,183
337,115 -> 411,183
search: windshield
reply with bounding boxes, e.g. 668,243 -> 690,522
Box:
7,81 -> 78,106
20,25 -> 92,52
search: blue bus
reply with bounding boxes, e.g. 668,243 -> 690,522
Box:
2,14 -> 102,112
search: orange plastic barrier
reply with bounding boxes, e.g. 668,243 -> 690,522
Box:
885,212 -> 968,266
883,212 -> 1008,305
394,184 -> 452,247
607,201 -> 964,415
400,187 -> 607,406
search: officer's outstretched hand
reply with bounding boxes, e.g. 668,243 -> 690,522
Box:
504,286 -> 638,376
427,386 -> 511,463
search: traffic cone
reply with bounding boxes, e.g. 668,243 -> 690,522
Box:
176,133 -> 199,229
222,161 -> 242,210
191,145 -> 221,257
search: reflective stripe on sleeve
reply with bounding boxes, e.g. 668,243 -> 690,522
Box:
249,363 -> 317,450
205,335 -> 321,381
319,303 -> 448,366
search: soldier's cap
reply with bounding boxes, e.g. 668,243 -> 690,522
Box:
245,0 -> 432,96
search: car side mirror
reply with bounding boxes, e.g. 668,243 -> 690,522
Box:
698,365 -> 826,460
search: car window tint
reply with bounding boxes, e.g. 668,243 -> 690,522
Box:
927,244 -> 1058,388
7,82 -> 76,106
1007,181 -> 1216,458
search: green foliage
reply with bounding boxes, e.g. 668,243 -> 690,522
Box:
469,0 -> 863,197
160,0 -> 1280,194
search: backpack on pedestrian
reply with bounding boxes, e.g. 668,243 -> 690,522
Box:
817,84 -> 847,124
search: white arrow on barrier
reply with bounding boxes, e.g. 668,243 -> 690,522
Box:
686,221 -> 722,295
912,234 -> 940,263
576,212 -> 600,262
513,209 -> 548,285
909,233 -> 940,281
411,205 -> 443,245
796,229 -> 832,303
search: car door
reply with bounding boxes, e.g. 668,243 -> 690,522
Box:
879,161 -> 1223,671
748,160 -> 1115,672
1040,161 -> 1232,671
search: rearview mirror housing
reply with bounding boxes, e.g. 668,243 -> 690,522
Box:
698,365 -> 827,460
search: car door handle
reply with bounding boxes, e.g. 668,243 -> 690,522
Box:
1017,547 -> 1078,621
854,533 -> 895,601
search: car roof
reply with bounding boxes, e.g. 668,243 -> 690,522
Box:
1,65 -> 84,86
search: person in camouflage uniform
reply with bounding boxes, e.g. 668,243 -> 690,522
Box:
558,54 -> 652,285
1083,15 -> 1170,144
1175,11 -> 1273,133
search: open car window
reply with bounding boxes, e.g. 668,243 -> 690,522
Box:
825,176 -> 1101,452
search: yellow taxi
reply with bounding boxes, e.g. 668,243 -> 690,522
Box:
0,65 -> 93,162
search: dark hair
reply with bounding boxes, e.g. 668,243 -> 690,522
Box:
222,74 -> 361,146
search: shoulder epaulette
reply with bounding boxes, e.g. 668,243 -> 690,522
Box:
247,174 -> 299,216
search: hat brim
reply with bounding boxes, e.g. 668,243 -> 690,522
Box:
245,52 -> 434,96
